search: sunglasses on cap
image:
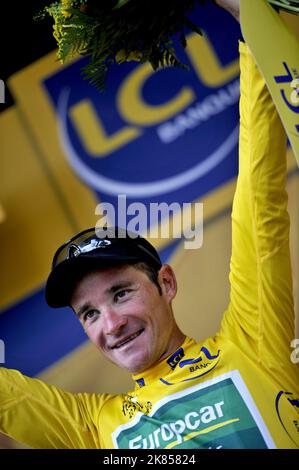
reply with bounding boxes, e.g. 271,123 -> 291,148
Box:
51,227 -> 162,270
46,227 -> 162,308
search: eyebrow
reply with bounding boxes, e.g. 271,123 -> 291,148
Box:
75,303 -> 92,319
74,280 -> 135,319
107,280 -> 133,295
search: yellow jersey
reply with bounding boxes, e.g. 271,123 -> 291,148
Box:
0,42 -> 298,449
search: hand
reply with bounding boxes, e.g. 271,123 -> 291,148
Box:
214,0 -> 240,22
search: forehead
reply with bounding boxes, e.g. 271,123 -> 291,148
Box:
70,264 -> 144,305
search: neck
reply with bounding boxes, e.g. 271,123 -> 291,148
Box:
159,327 -> 186,363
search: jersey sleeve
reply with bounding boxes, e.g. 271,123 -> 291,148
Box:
219,41 -> 298,390
0,367 -> 111,448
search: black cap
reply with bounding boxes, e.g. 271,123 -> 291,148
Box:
45,227 -> 162,308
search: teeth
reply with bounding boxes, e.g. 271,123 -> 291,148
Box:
115,330 -> 142,349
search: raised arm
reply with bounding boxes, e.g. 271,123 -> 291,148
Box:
219,39 -> 297,390
0,367 -> 108,448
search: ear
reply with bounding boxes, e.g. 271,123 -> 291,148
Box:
158,264 -> 177,302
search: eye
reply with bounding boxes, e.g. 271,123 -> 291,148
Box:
83,309 -> 99,323
115,289 -> 130,301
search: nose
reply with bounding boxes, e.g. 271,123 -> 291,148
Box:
102,307 -> 128,336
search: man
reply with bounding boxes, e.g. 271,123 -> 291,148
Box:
0,0 -> 298,448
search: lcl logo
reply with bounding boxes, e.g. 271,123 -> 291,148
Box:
55,31 -> 240,198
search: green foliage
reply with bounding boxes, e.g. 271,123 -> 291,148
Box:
269,0 -> 299,14
38,0 -> 206,90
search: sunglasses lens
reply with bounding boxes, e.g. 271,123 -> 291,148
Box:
52,229 -> 95,268
51,227 -> 161,271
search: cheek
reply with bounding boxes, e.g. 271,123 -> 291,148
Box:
84,321 -> 102,346
122,291 -> 154,316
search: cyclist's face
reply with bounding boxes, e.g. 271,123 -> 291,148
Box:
71,264 -> 184,374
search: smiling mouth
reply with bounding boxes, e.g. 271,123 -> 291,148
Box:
112,329 -> 144,349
